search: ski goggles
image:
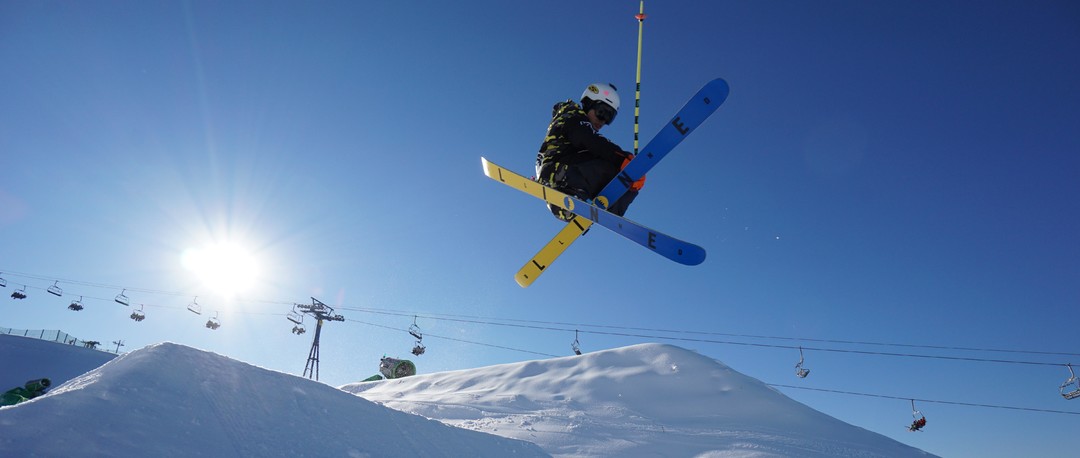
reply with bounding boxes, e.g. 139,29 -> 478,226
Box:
593,103 -> 617,125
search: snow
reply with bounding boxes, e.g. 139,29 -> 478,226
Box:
345,343 -> 934,457
0,335 -> 544,457
1,335 -> 934,457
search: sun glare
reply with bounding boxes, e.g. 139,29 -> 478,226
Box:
181,242 -> 260,297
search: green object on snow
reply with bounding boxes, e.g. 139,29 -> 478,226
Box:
379,357 -> 416,379
1,378 -> 51,407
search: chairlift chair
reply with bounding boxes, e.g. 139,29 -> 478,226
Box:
908,400 -> 927,432
187,297 -> 202,315
291,323 -> 306,335
114,289 -> 130,306
409,316 -> 423,340
408,316 -> 425,356
571,330 -> 582,355
11,285 -> 27,300
130,304 -> 146,322
68,296 -> 84,311
1061,364 -> 1080,400
47,281 -> 63,297
0,273 -> 6,288
795,347 -> 810,378
286,307 -> 303,325
205,311 -> 220,330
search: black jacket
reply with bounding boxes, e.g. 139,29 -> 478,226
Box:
536,100 -> 628,168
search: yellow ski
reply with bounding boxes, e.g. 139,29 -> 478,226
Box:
515,218 -> 592,287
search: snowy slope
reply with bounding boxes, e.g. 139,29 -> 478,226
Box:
1,336 -> 933,457
344,343 -> 935,457
0,334 -> 116,391
0,337 -> 546,457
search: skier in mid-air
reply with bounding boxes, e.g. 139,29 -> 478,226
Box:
535,82 -> 645,222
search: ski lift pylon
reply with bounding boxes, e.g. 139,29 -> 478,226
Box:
795,346 -> 810,378
571,330 -> 582,355
47,281 -> 63,297
1061,364 -> 1080,400
114,289 -> 130,306
187,296 -> 202,315
68,296 -> 84,311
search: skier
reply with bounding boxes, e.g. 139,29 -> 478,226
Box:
535,83 -> 645,222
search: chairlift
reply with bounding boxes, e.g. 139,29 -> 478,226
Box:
907,400 -> 927,432
409,316 -> 423,340
291,323 -> 306,335
130,304 -> 146,322
114,289 -> 130,306
795,346 -> 810,378
409,316 -> 425,356
68,296 -> 84,311
286,306 -> 303,325
187,297 -> 202,315
47,281 -> 63,297
571,330 -> 582,355
1060,364 -> 1080,400
0,273 -> 6,288
11,285 -> 27,300
205,311 -> 221,330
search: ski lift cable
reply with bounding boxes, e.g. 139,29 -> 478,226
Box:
770,384 -> 1080,416
346,318 -> 558,358
16,272 -> 1069,368
4,268 -> 1078,363
344,317 -> 1080,417
5,267 -> 1076,418
337,304 -> 1080,359
338,308 -> 1075,368
0,269 -> 295,306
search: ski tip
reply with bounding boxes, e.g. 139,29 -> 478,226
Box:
676,246 -> 707,266
704,78 -> 730,104
514,274 -> 534,288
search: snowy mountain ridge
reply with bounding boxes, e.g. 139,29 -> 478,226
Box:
345,343 -> 935,457
0,335 -> 933,457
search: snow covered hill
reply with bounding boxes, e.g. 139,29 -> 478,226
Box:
0,335 -> 545,457
1,335 -> 933,457
344,343 -> 935,457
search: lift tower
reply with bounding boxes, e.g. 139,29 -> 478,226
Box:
296,297 -> 345,381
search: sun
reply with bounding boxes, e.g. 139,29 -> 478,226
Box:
181,242 -> 261,297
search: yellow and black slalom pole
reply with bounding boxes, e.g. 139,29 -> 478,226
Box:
633,1 -> 646,155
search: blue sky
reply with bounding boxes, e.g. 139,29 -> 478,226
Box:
2,1 -> 1078,456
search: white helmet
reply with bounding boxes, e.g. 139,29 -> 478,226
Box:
581,82 -> 620,123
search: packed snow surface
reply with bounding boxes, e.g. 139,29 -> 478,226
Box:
1,335 -> 932,457
0,335 -> 545,457
348,343 -> 933,457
